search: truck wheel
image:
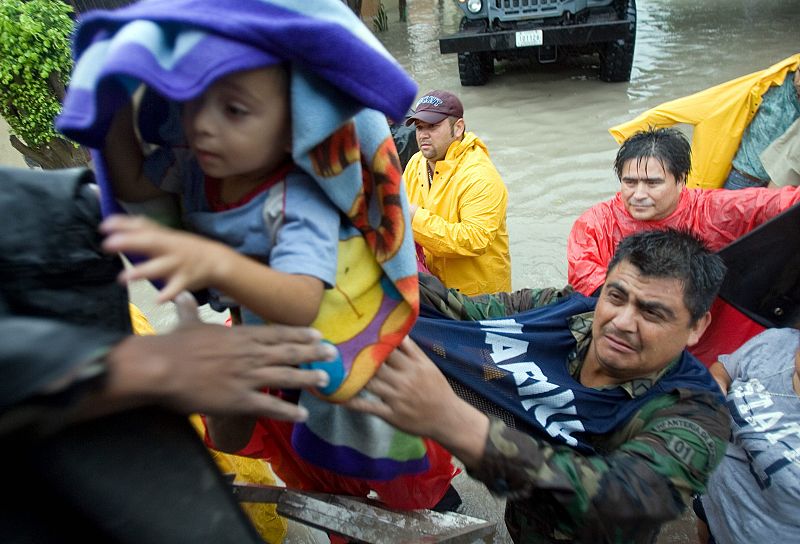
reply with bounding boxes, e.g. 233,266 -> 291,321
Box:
599,0 -> 636,82
458,51 -> 492,86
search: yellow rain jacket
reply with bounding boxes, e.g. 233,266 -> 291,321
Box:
610,53 -> 800,189
404,131 -> 511,295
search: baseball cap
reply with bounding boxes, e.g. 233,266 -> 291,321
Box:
404,90 -> 464,126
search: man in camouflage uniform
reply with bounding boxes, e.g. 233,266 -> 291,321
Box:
348,229 -> 730,543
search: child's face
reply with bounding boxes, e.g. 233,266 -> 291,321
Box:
182,65 -> 291,182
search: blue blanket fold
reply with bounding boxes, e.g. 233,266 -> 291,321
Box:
60,0 -> 416,148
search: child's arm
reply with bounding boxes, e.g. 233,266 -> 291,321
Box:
101,215 -> 324,326
218,255 -> 324,326
104,103 -> 169,202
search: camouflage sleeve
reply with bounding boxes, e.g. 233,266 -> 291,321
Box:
466,390 -> 729,542
418,272 -> 573,321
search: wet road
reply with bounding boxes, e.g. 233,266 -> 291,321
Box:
377,0 -> 799,290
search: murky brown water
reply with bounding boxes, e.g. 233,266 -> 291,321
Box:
377,0 -> 800,290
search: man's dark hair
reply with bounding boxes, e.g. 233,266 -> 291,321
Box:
614,127 -> 692,184
607,229 -> 727,323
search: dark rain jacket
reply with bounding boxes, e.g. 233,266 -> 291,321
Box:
0,166 -> 128,411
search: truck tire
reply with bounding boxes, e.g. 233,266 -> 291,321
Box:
599,0 -> 636,82
457,51 -> 492,86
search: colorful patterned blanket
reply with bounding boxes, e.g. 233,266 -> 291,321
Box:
57,0 -> 440,485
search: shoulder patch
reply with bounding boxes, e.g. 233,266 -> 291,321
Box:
652,418 -> 719,468
667,436 -> 695,465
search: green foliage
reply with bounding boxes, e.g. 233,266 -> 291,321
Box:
0,0 -> 74,147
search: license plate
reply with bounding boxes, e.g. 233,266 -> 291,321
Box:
515,29 -> 543,48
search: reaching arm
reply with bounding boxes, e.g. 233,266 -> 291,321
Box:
700,184 -> 800,239
346,337 -> 490,467
418,271 -> 572,320
1,294 -> 334,436
348,337 -> 729,542
0,316 -> 123,413
103,103 -> 169,202
217,262 -> 324,327
101,215 -> 325,325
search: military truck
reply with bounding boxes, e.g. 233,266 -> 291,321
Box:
439,0 -> 636,86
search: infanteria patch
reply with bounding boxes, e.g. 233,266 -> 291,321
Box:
652,418 -> 719,468
667,436 -> 695,465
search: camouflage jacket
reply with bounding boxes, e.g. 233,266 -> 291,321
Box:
419,274 -> 729,543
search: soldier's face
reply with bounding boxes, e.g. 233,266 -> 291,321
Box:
583,260 -> 710,386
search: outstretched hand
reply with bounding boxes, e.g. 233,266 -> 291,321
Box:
100,214 -> 234,303
345,336 -> 489,466
104,292 -> 336,421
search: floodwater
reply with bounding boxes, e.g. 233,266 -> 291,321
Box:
377,0 -> 800,290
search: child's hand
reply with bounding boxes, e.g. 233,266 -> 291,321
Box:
100,214 -> 233,303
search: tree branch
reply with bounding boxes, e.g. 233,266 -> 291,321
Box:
9,134 -> 48,168
9,134 -> 90,170
48,71 -> 66,103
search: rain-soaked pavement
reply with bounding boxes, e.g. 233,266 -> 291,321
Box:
2,1 -> 796,542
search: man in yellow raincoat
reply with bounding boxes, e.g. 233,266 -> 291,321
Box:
403,90 -> 511,296
610,53 -> 800,189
